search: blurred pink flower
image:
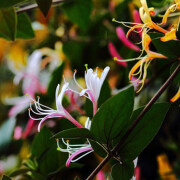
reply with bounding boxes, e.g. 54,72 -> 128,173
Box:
133,10 -> 142,38
14,126 -> 23,140
116,27 -> 140,51
96,170 -> 105,180
108,42 -> 127,67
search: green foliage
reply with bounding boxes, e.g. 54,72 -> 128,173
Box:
119,103 -> 170,162
0,117 -> 16,152
150,33 -> 180,58
98,80 -> 111,107
9,168 -> 31,177
47,63 -> 65,101
61,0 -> 93,30
35,0 -> 52,17
170,63 -> 180,86
31,127 -> 67,176
51,128 -> 95,140
2,175 -> 11,180
111,162 -> 134,180
90,86 -> 134,146
0,0 -> 26,8
0,8 -> 17,41
16,13 -> 35,39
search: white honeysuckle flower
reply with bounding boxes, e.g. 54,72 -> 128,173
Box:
85,117 -> 91,130
68,66 -> 110,115
56,138 -> 93,167
28,83 -> 83,132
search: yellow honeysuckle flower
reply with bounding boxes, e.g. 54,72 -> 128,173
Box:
170,87 -> 180,102
161,28 -> 177,41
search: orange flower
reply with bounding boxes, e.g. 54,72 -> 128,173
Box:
170,87 -> 180,102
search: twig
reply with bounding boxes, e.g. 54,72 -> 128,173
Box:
16,0 -> 70,14
86,63 -> 180,180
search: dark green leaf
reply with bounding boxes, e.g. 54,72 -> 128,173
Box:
98,80 -> 111,107
0,117 -> 16,151
150,33 -> 180,58
9,168 -> 31,177
51,128 -> 95,140
111,162 -> 134,180
90,86 -> 134,145
89,140 -> 107,158
61,0 -> 93,30
85,98 -> 93,118
35,0 -> 52,17
0,8 -> 17,41
119,103 -> 170,162
0,0 -> 26,8
2,175 -> 11,180
32,127 -> 54,158
47,63 -> 64,101
16,13 -> 35,39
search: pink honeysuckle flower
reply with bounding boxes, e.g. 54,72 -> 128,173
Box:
14,126 -> 23,140
22,118 -> 35,138
56,117 -> 93,167
133,10 -> 142,38
96,170 -> 106,180
6,51 -> 46,118
70,66 -> 110,115
131,76 -> 140,91
28,83 -> 83,132
108,42 -> 127,67
132,157 -> 138,180
116,27 -> 140,52
135,166 -> 140,180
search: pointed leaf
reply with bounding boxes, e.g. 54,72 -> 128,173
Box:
16,13 -> 35,39
35,0 -> 52,17
51,128 -> 95,140
0,8 -> 17,41
111,162 -> 134,180
90,86 -> 134,145
119,103 -> 170,162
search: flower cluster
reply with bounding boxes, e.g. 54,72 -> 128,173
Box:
28,66 -> 110,166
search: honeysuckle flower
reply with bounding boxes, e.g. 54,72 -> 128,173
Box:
133,10 -> 142,38
116,27 -> 140,51
56,138 -> 93,167
161,0 -> 180,25
170,87 -> 180,102
69,66 -> 110,115
95,170 -> 106,180
108,42 -> 127,67
115,31 -> 167,92
28,83 -> 83,132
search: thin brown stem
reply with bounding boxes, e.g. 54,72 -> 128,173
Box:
16,0 -> 70,14
86,63 -> 180,180
86,154 -> 111,180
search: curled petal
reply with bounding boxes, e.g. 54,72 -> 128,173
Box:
116,27 -> 140,51
66,148 -> 93,167
38,113 -> 63,132
170,88 -> 180,102
160,29 -> 177,42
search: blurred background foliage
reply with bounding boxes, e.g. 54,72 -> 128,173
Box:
0,0 -> 180,179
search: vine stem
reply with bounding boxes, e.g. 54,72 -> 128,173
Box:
16,0 -> 70,14
86,63 -> 180,180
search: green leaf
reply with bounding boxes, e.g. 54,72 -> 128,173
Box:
111,162 -> 134,180
0,8 -> 17,41
47,63 -> 64,101
9,168 -> 31,177
119,103 -> 170,162
90,86 -> 134,145
35,0 -> 52,17
51,128 -> 95,140
85,98 -> 93,118
150,33 -> 180,58
16,13 -> 35,39
2,175 -> 11,180
32,127 -> 67,175
32,127 -> 54,158
98,80 -> 111,107
61,0 -> 93,30
0,117 -> 16,152
0,0 -> 26,8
